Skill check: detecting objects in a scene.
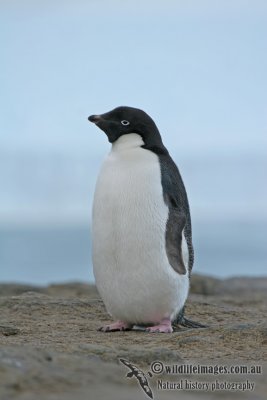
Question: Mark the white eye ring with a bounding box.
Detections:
[121,120,130,126]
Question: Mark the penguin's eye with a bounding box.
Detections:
[121,120,130,126]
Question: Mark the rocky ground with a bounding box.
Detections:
[0,274,266,400]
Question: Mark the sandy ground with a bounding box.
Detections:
[0,274,266,400]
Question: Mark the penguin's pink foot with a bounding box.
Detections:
[145,318,173,333]
[98,320,132,332]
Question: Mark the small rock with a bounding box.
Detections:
[0,325,20,336]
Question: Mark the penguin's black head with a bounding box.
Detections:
[88,106,164,148]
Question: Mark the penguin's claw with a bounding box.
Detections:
[98,321,132,332]
[145,326,173,333]
[145,318,173,333]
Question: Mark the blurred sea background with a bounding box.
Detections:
[1,1,266,284]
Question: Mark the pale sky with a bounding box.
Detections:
[1,0,266,157]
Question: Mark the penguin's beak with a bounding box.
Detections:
[88,114,102,124]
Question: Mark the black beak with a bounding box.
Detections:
[88,114,102,123]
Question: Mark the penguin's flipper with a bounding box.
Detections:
[157,151,194,273]
[163,193,187,275]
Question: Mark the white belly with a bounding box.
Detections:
[92,134,189,324]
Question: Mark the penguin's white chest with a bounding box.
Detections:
[92,134,188,324]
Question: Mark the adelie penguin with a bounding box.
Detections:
[88,106,204,333]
